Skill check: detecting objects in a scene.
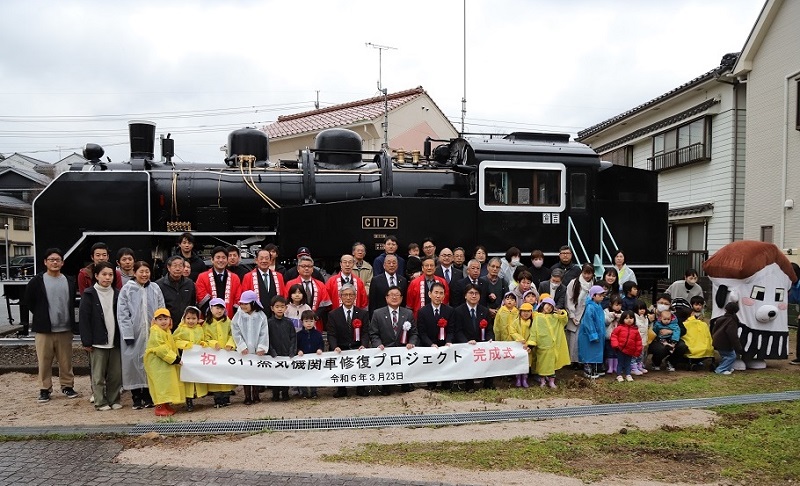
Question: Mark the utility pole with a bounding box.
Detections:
[315,90,320,110]
[461,0,467,135]
[366,42,397,149]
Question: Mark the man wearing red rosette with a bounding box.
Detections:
[284,255,332,331]
[239,249,285,318]
[369,286,418,395]
[326,283,369,398]
[453,283,494,392]
[416,281,455,391]
[195,246,242,318]
[406,257,449,319]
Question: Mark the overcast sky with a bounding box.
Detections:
[0,0,765,165]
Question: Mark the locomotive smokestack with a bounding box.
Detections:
[129,120,156,160]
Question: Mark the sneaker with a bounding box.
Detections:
[62,387,79,399]
[132,398,144,410]
[38,389,51,403]
[640,367,649,374]
[96,405,111,411]
[652,366,661,371]
[666,363,676,372]
[625,375,634,382]
[789,359,800,365]
[89,394,95,403]
[616,375,624,382]
[721,370,734,375]
[111,403,123,410]
[631,368,643,376]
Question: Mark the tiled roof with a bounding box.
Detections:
[0,195,32,211]
[265,87,426,138]
[669,202,714,218]
[0,167,52,186]
[577,55,739,141]
[0,153,50,167]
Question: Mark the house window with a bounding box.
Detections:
[13,245,31,257]
[761,225,774,243]
[603,146,633,167]
[649,117,711,171]
[671,223,705,251]
[570,173,587,210]
[12,217,29,231]
[0,216,7,227]
[479,161,566,213]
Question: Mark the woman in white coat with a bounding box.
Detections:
[117,261,165,409]
[565,264,596,368]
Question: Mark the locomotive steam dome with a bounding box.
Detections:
[314,128,363,169]
[227,127,269,163]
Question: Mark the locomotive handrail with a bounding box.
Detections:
[599,217,620,267]
[566,216,591,266]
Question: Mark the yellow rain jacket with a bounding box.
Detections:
[173,322,209,399]
[493,305,519,342]
[526,310,570,376]
[144,324,185,405]
[203,317,236,393]
[509,315,534,367]
[681,316,714,359]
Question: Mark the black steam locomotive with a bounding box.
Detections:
[33,121,668,284]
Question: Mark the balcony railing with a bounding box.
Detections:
[648,142,708,172]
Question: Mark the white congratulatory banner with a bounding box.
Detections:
[180,341,529,387]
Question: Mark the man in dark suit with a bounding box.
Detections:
[450,259,487,308]
[417,281,455,391]
[452,283,495,391]
[327,283,369,398]
[537,267,567,310]
[368,254,407,317]
[369,285,418,395]
[239,249,285,318]
[434,247,463,285]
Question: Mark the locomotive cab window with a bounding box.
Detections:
[478,161,566,213]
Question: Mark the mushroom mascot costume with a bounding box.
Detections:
[703,241,797,369]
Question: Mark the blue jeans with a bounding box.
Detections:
[715,349,737,373]
[618,354,632,375]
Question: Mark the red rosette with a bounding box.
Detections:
[352,318,362,342]
[437,318,448,328]
[479,318,488,329]
[352,318,362,329]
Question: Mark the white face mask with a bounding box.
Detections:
[511,257,520,264]
[532,259,544,268]
[656,304,670,312]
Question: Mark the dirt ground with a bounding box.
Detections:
[3,370,726,486]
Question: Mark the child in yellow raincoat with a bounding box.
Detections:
[527,297,570,389]
[493,292,519,341]
[509,302,534,388]
[144,308,185,416]
[172,306,208,412]
[203,298,236,408]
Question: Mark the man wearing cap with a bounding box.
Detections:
[538,268,567,310]
[240,248,285,319]
[368,254,408,318]
[195,246,241,318]
[406,256,449,319]
[283,247,328,283]
[326,254,368,310]
[452,283,494,391]
[284,255,332,331]
[327,283,369,398]
[156,255,196,329]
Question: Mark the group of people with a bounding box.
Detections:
[23,232,740,415]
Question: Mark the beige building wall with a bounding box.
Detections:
[739,0,800,250]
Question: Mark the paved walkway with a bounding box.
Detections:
[0,440,452,486]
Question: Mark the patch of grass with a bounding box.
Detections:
[323,401,800,484]
[444,369,800,404]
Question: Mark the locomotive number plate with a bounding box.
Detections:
[362,216,398,229]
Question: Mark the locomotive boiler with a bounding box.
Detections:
[32,120,668,285]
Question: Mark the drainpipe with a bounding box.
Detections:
[782,68,800,250]
[714,72,739,242]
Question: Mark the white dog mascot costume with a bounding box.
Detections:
[702,241,797,369]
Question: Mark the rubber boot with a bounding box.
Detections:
[186,398,194,412]
[521,375,529,388]
[515,375,522,387]
[547,376,557,389]
[538,377,546,388]
[243,385,253,405]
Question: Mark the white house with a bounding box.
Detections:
[265,87,458,163]
[576,55,746,267]
[731,0,800,254]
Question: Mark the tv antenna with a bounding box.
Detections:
[366,42,397,148]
